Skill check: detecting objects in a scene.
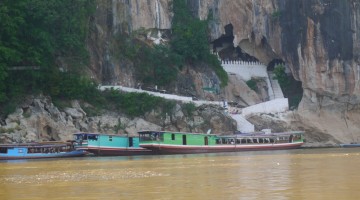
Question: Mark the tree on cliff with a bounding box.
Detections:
[170,0,228,86]
[0,0,96,115]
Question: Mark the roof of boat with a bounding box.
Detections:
[0,142,71,148]
[74,132,129,137]
[221,131,304,138]
[138,130,218,136]
[138,130,304,137]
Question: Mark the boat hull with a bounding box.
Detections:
[0,150,86,160]
[339,144,360,148]
[140,142,304,154]
[78,146,152,156]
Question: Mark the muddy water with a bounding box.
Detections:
[1,148,360,200]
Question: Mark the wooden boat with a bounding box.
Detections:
[73,133,152,156]
[138,130,304,154]
[0,142,86,160]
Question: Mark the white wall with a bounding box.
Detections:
[222,61,268,81]
[99,85,225,106]
[241,98,289,117]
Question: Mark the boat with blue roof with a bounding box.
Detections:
[73,133,152,156]
[0,142,86,160]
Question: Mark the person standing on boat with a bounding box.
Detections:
[289,135,294,143]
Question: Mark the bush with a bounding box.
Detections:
[170,0,228,87]
[103,89,176,118]
[273,64,303,109]
[246,79,259,92]
[182,102,196,117]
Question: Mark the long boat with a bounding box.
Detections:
[339,143,360,148]
[0,142,86,160]
[138,130,304,154]
[73,133,152,156]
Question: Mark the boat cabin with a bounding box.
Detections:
[218,131,304,145]
[0,142,78,159]
[138,131,219,146]
[74,133,140,148]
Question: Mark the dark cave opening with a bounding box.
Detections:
[211,24,258,62]
[267,59,285,71]
[268,58,303,109]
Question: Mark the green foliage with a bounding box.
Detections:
[182,102,196,116]
[0,64,7,103]
[103,89,176,118]
[273,64,303,109]
[246,78,259,92]
[0,0,95,67]
[272,10,281,19]
[52,99,72,111]
[114,33,182,87]
[112,0,228,88]
[207,54,228,87]
[0,0,96,116]
[170,0,228,87]
[273,64,290,90]
[136,45,182,86]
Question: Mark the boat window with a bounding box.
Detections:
[0,147,7,153]
[259,138,264,143]
[182,135,187,145]
[241,139,246,144]
[216,139,221,144]
[139,133,152,142]
[171,134,175,140]
[88,135,98,141]
[236,139,241,144]
[109,136,112,142]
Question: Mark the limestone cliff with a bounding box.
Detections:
[85,0,360,144]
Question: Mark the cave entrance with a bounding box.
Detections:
[212,24,234,57]
[211,24,259,62]
[267,59,285,71]
[267,59,303,109]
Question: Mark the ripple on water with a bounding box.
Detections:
[1,168,169,184]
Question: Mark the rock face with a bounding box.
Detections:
[87,0,360,144]
[0,96,236,143]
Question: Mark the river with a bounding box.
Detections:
[1,148,360,200]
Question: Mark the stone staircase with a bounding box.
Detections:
[268,72,284,99]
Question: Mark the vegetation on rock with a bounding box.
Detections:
[0,0,96,116]
[171,0,228,87]
[273,64,303,109]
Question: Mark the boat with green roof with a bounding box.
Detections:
[138,130,304,154]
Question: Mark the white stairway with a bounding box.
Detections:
[268,72,284,99]
[230,114,255,133]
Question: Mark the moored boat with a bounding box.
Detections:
[0,142,86,160]
[138,130,304,154]
[339,143,360,148]
[73,133,152,156]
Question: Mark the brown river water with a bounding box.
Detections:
[1,148,360,200]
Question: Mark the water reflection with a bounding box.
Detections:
[1,148,360,199]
